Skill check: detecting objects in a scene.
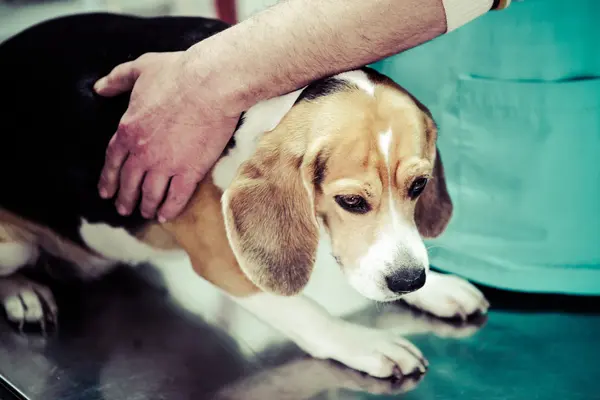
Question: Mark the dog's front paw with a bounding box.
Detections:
[0,275,57,334]
[308,322,428,379]
[401,272,489,320]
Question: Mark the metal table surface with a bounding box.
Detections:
[0,265,599,400]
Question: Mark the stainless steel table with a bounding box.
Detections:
[1,266,599,400]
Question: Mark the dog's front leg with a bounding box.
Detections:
[234,293,428,379]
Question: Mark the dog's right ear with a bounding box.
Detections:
[415,147,453,238]
[222,111,321,296]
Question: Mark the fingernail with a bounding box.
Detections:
[158,215,167,223]
[117,204,127,215]
[99,188,108,199]
[94,78,106,91]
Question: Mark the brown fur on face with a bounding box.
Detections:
[223,74,453,296]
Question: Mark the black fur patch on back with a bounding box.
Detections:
[0,13,231,248]
[295,77,352,104]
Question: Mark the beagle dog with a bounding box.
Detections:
[0,13,488,379]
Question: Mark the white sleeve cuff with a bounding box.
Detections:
[442,0,494,32]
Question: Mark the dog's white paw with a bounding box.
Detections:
[0,276,57,333]
[308,321,428,379]
[401,272,489,320]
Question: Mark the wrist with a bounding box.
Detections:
[180,37,259,118]
[179,5,334,116]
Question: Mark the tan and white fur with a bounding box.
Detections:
[0,68,488,378]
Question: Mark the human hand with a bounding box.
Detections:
[94,51,240,222]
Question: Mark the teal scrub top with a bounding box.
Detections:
[372,0,600,295]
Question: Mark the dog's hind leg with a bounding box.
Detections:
[0,226,57,333]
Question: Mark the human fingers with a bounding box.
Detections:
[115,156,146,216]
[157,174,199,222]
[98,134,129,199]
[94,60,142,97]
[140,171,170,219]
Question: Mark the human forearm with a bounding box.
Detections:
[92,0,510,221]
[183,0,507,114]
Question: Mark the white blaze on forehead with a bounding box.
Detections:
[355,128,429,275]
[378,128,392,164]
[378,128,400,229]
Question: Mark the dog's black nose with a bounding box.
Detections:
[385,269,426,294]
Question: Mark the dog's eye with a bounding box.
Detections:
[408,177,428,199]
[334,195,370,214]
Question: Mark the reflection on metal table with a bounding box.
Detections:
[0,265,599,400]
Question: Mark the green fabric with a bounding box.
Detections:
[372,0,600,294]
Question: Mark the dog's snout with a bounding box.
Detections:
[385,268,426,294]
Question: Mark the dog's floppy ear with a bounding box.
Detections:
[415,147,453,238]
[222,124,320,296]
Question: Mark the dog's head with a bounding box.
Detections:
[222,69,452,301]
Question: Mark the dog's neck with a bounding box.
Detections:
[148,88,311,294]
[149,88,306,246]
[210,87,306,191]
